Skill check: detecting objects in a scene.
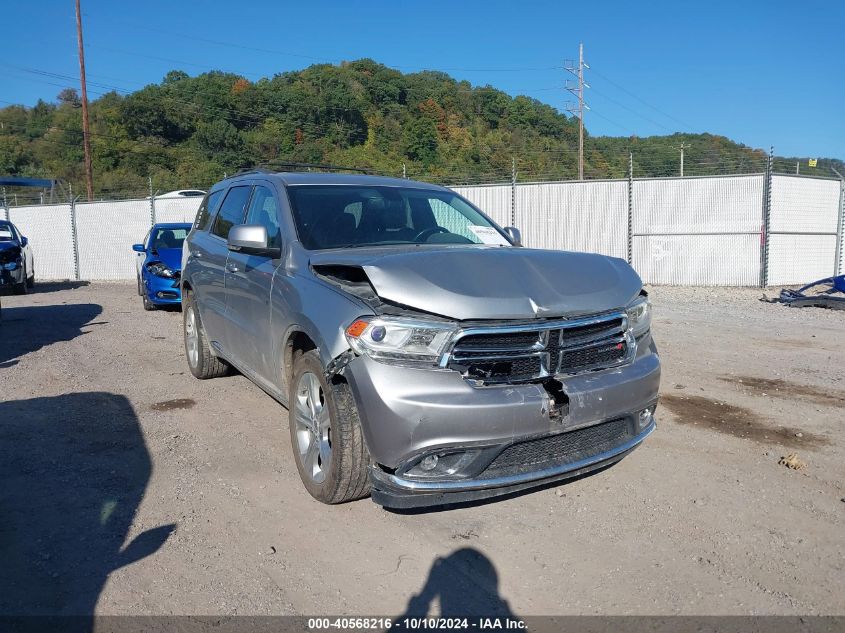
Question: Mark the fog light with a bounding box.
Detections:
[638,406,655,431]
[420,454,438,471]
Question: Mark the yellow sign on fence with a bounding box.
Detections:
[808,159,818,167]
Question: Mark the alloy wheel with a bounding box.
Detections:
[294,371,332,484]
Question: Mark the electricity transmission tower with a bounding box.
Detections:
[565,43,589,180]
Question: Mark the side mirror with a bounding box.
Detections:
[132,243,145,253]
[227,224,280,257]
[20,236,28,247]
[504,226,522,246]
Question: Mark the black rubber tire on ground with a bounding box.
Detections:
[136,274,143,296]
[26,268,34,289]
[142,288,156,311]
[12,264,27,295]
[183,290,229,379]
[289,349,371,504]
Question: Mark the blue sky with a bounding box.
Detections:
[2,0,842,158]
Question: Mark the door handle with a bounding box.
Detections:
[225,262,240,273]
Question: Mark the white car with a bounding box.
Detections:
[148,190,207,199]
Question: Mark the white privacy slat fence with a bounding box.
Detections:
[767,175,842,285]
[2,175,842,286]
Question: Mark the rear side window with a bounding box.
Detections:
[211,186,252,239]
[194,189,224,231]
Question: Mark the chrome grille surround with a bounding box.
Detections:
[439,311,635,385]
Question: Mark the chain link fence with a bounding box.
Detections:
[2,174,843,286]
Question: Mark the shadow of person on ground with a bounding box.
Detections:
[0,393,175,629]
[397,548,516,619]
[0,302,103,366]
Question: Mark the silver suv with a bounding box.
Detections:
[181,168,660,508]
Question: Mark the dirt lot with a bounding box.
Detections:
[0,282,843,617]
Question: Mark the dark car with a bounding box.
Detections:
[0,220,35,295]
[132,223,192,310]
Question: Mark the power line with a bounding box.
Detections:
[84,11,564,74]
[589,67,693,130]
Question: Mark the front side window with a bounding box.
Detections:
[211,186,251,239]
[244,185,282,249]
[287,185,510,250]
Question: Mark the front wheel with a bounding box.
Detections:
[12,264,27,295]
[142,288,156,311]
[183,291,229,379]
[289,350,371,504]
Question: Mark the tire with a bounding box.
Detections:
[142,288,156,311]
[136,274,143,296]
[26,268,34,289]
[289,349,371,504]
[183,290,229,379]
[12,264,27,295]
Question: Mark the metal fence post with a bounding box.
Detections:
[759,148,773,287]
[835,177,845,276]
[510,156,516,227]
[70,196,81,281]
[627,152,634,265]
[1,186,8,221]
[149,176,157,225]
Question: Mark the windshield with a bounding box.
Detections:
[0,224,14,242]
[287,185,511,250]
[150,227,188,250]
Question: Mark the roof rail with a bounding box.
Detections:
[233,161,376,176]
[230,167,274,178]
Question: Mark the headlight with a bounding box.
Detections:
[345,317,457,367]
[626,295,652,338]
[146,262,177,278]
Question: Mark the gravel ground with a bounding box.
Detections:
[0,282,843,617]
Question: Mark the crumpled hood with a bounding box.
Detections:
[310,246,642,320]
[149,248,183,272]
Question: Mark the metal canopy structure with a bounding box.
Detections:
[0,177,66,204]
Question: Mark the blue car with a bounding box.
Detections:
[132,223,191,310]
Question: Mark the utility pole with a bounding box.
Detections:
[511,156,517,227]
[75,0,94,201]
[565,43,589,180]
[680,142,685,178]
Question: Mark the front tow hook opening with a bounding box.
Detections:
[541,378,569,421]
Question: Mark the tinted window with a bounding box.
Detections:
[244,185,282,249]
[211,186,251,239]
[151,227,189,250]
[195,189,224,231]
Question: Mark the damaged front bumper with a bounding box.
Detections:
[144,274,182,305]
[342,338,660,508]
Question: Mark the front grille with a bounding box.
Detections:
[481,418,632,478]
[446,313,630,384]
